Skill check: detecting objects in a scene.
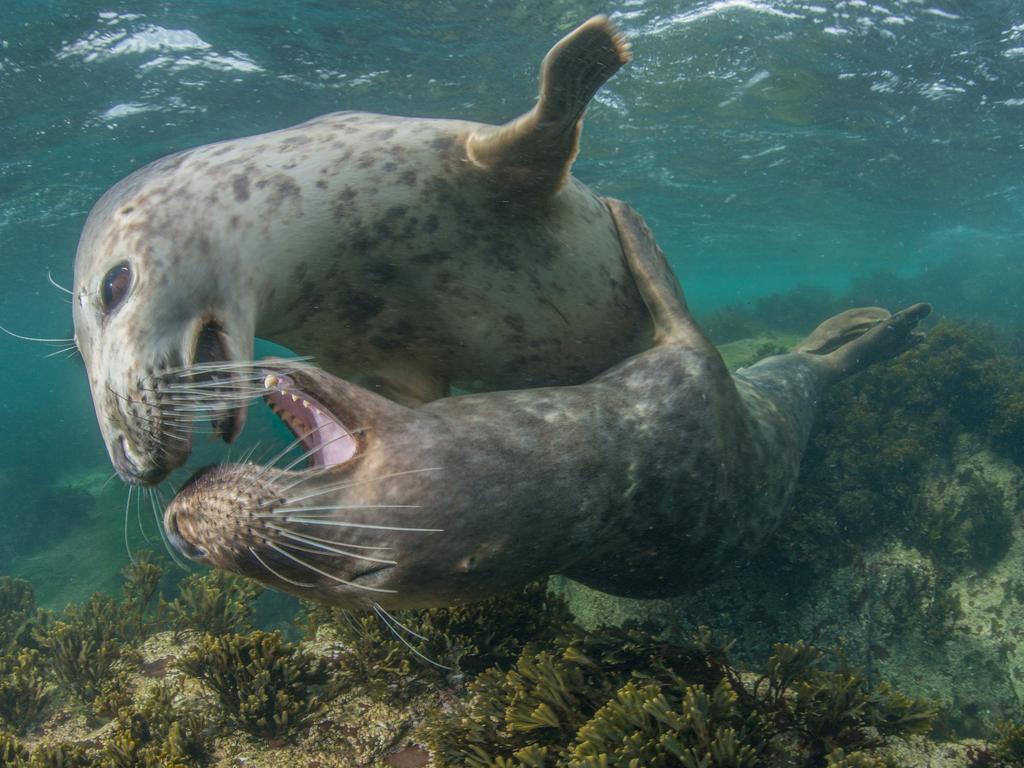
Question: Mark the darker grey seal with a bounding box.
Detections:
[163,201,931,607]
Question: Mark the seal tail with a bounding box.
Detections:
[465,16,630,197]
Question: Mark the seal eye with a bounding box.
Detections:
[100,263,132,314]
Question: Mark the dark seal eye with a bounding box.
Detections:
[100,263,132,314]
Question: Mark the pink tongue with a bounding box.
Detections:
[264,382,357,468]
[309,404,357,466]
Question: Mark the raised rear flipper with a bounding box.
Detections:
[466,16,631,197]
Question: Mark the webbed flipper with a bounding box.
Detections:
[466,16,630,197]
[794,307,891,354]
[808,303,932,381]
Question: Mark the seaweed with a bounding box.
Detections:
[102,682,210,768]
[0,732,29,767]
[22,743,94,768]
[423,626,936,767]
[569,679,760,768]
[119,551,164,628]
[178,630,332,739]
[163,569,262,637]
[303,581,573,698]
[40,594,137,710]
[37,556,164,719]
[0,578,49,655]
[0,651,49,735]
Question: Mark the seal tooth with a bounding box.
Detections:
[291,394,300,403]
[302,399,312,409]
[264,374,279,389]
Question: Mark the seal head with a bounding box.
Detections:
[73,177,254,483]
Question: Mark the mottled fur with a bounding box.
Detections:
[73,17,652,484]
[164,201,931,607]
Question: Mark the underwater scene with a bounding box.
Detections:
[1,0,1024,765]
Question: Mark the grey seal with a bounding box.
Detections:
[72,17,654,485]
[163,201,931,608]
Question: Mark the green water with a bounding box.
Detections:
[0,0,1021,625]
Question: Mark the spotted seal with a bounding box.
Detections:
[73,16,655,485]
[163,201,931,608]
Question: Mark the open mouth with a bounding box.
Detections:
[262,372,359,468]
[189,320,246,443]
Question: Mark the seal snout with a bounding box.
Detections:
[111,434,168,486]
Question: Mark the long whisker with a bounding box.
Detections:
[137,485,152,545]
[249,546,316,588]
[265,523,391,551]
[249,422,335,485]
[265,542,396,594]
[277,432,356,474]
[278,467,442,505]
[159,357,312,377]
[150,487,190,570]
[44,345,80,359]
[47,270,74,295]
[274,503,421,513]
[372,603,452,671]
[0,325,75,344]
[265,525,396,563]
[123,486,135,565]
[270,517,442,533]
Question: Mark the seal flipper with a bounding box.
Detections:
[605,199,723,361]
[466,16,631,197]
[794,307,891,354]
[803,303,932,383]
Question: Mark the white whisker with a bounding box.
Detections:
[44,345,80,359]
[373,603,452,671]
[266,525,396,564]
[278,432,354,474]
[123,486,135,564]
[249,546,316,588]
[274,517,442,533]
[47,270,74,295]
[137,486,152,545]
[160,356,312,376]
[278,467,442,505]
[0,325,74,344]
[265,542,396,594]
[151,487,190,570]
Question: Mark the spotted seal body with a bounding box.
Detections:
[72,17,654,485]
[163,201,931,608]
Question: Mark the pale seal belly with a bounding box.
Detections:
[72,17,654,485]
